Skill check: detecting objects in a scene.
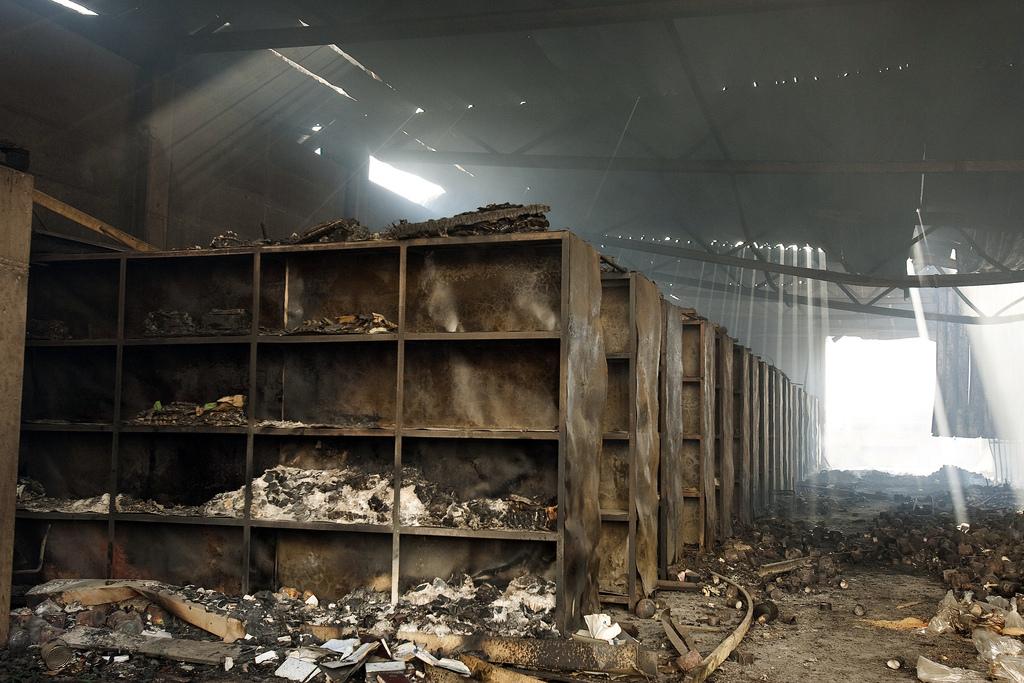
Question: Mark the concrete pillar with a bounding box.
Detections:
[0,166,32,645]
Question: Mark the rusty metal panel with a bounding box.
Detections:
[701,322,717,549]
[658,301,683,576]
[633,276,661,598]
[562,234,605,629]
[715,330,734,540]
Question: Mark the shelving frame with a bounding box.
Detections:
[714,327,734,539]
[16,231,606,632]
[597,271,660,608]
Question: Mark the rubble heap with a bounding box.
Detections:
[16,478,109,514]
[205,464,555,531]
[125,395,246,427]
[142,308,250,337]
[386,203,550,240]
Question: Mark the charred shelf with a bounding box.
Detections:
[255,427,395,437]
[600,509,628,522]
[113,513,244,527]
[400,428,558,440]
[249,519,392,534]
[404,331,560,341]
[124,336,252,346]
[606,353,631,360]
[25,339,117,347]
[399,526,557,542]
[119,425,248,435]
[602,431,629,440]
[21,422,113,432]
[15,510,108,521]
[257,334,398,344]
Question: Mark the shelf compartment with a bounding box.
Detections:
[116,433,247,518]
[602,360,629,433]
[121,345,250,426]
[256,343,397,429]
[598,441,630,512]
[599,280,630,356]
[251,434,394,525]
[125,253,253,339]
[401,438,557,533]
[260,249,400,334]
[404,340,559,431]
[14,518,108,581]
[406,242,562,333]
[399,535,556,591]
[23,346,116,424]
[17,432,110,514]
[250,528,392,601]
[27,259,119,341]
[112,522,243,594]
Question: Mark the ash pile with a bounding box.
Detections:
[114,493,240,519]
[125,394,246,427]
[16,478,109,514]
[6,574,557,681]
[142,308,251,336]
[207,464,555,531]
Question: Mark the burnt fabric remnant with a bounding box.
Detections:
[126,395,246,427]
[16,478,109,514]
[207,465,555,530]
[26,319,70,340]
[142,309,250,336]
[385,203,550,240]
[263,312,398,336]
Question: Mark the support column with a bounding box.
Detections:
[0,166,33,645]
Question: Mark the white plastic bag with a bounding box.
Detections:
[992,655,1024,682]
[916,656,987,682]
[928,591,962,635]
[973,628,1024,662]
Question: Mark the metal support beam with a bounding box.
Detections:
[180,0,889,52]
[608,237,1024,288]
[379,150,1024,174]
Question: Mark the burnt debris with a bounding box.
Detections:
[142,308,251,337]
[126,395,246,427]
[261,311,398,336]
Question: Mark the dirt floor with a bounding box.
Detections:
[607,483,995,682]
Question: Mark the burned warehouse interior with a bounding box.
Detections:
[3,1,1024,681]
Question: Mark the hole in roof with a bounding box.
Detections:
[368,155,445,208]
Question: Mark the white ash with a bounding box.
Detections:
[114,494,240,519]
[208,465,396,525]
[16,478,109,514]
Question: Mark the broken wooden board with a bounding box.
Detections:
[756,556,814,578]
[27,579,246,642]
[685,573,754,683]
[480,637,658,676]
[461,654,545,683]
[62,626,242,665]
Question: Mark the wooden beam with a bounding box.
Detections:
[32,189,156,252]
[610,238,1024,289]
[180,0,891,52]
[0,166,33,647]
[378,150,1024,175]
